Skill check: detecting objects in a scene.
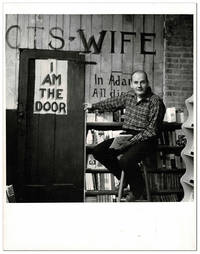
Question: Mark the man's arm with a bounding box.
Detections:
[84,93,127,111]
[129,98,166,145]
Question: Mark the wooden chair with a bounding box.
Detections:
[117,152,157,202]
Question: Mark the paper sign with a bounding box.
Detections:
[34,59,68,115]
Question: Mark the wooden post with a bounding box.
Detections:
[117,170,125,202]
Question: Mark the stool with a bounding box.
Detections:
[117,152,157,202]
[116,154,125,202]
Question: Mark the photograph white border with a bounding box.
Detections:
[1,0,198,251]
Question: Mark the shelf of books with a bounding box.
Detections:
[180,95,194,201]
[85,153,121,202]
[85,110,186,202]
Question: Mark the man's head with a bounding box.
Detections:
[130,70,149,98]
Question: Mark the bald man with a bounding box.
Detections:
[85,71,166,201]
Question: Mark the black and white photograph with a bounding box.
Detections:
[2,1,197,251]
[5,13,194,203]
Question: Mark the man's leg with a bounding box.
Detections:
[118,140,157,199]
[92,138,122,180]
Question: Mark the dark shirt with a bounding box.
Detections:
[92,87,166,145]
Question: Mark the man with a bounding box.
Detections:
[84,70,166,201]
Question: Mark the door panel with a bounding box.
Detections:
[17,50,85,202]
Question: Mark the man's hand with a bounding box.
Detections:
[83,102,92,111]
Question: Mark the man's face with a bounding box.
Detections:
[130,72,149,97]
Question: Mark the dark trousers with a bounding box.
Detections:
[92,137,157,198]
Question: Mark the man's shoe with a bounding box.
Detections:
[125,190,147,202]
[125,191,136,202]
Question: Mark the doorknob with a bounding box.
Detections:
[18,112,24,122]
[17,103,25,123]
[17,103,26,136]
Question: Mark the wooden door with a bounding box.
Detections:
[16,49,85,202]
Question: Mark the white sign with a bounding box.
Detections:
[34,59,68,115]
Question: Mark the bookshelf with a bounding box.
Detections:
[180,95,194,201]
[85,120,185,202]
[85,122,122,202]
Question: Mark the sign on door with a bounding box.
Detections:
[34,59,68,115]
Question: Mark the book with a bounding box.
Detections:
[104,112,114,122]
[175,155,182,169]
[163,131,169,145]
[96,111,113,122]
[104,173,112,190]
[86,113,96,122]
[170,154,176,169]
[87,154,97,169]
[175,129,186,146]
[86,130,94,144]
[104,130,113,140]
[85,173,95,190]
[168,131,173,146]
[157,151,163,169]
[109,134,133,149]
[161,153,166,168]
[96,160,106,169]
[165,154,172,169]
[93,130,105,144]
[165,107,176,123]
[172,131,176,146]
[85,196,97,202]
[112,130,123,138]
[176,110,184,123]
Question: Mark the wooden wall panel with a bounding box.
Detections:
[6,14,18,109]
[43,15,49,49]
[101,15,112,73]
[122,15,134,74]
[111,14,122,72]
[143,15,155,90]
[63,15,70,51]
[111,15,123,97]
[69,15,81,51]
[81,15,92,103]
[18,15,29,49]
[28,15,36,49]
[90,15,102,104]
[36,15,50,50]
[154,15,164,98]
[49,15,57,50]
[5,14,165,109]
[121,15,134,95]
[133,15,144,70]
[55,15,64,50]
[34,15,43,49]
[100,15,113,101]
